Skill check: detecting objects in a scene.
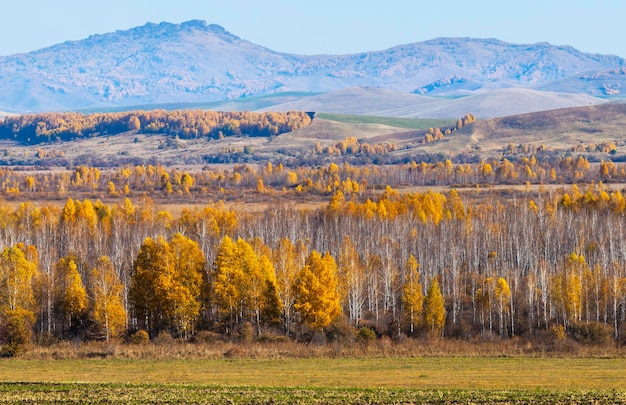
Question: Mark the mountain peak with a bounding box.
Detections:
[119,20,238,39]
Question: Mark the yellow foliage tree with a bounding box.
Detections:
[90,256,127,341]
[402,255,423,335]
[494,277,511,337]
[55,256,88,338]
[423,278,446,337]
[0,244,38,354]
[130,234,205,338]
[294,250,341,331]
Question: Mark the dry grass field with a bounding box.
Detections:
[3,102,626,167]
[1,356,625,389]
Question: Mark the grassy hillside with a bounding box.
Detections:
[2,103,626,167]
[465,101,626,154]
[316,113,454,130]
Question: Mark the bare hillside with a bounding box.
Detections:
[262,87,605,119]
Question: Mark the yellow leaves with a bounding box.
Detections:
[0,244,37,314]
[91,256,126,340]
[294,250,341,330]
[423,278,446,337]
[494,277,511,307]
[55,256,88,324]
[212,236,280,329]
[327,190,345,212]
[130,234,205,337]
[256,178,265,194]
[402,255,423,334]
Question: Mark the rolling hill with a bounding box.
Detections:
[256,87,605,119]
[1,103,625,167]
[0,20,625,114]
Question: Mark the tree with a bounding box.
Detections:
[402,255,423,335]
[272,238,305,335]
[130,234,205,338]
[423,278,445,337]
[90,256,126,341]
[294,250,341,331]
[0,244,37,355]
[212,236,244,331]
[494,277,511,337]
[339,237,365,326]
[54,256,88,338]
[212,236,281,335]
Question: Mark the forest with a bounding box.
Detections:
[0,110,313,144]
[0,155,626,355]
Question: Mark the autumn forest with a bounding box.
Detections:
[0,145,625,356]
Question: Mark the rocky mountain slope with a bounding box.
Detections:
[0,20,625,114]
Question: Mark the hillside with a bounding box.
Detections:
[465,101,626,152]
[0,20,625,113]
[258,87,605,119]
[1,103,625,167]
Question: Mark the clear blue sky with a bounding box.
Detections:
[1,0,624,57]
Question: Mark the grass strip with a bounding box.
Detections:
[316,113,455,130]
[1,357,625,390]
[1,383,625,405]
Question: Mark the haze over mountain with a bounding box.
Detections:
[0,20,624,115]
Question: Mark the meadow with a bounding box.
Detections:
[0,356,625,404]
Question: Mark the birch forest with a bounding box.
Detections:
[0,155,625,355]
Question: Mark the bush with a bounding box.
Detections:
[128,330,150,345]
[325,319,356,344]
[190,331,223,344]
[570,322,613,345]
[550,325,567,342]
[0,310,34,357]
[152,331,175,345]
[357,327,377,345]
[234,322,254,343]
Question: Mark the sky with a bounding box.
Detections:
[1,0,625,57]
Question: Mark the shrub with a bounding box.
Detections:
[152,331,175,345]
[234,322,254,343]
[357,327,377,346]
[190,331,223,344]
[128,330,150,345]
[0,309,34,357]
[550,325,567,342]
[570,322,613,345]
[325,319,356,343]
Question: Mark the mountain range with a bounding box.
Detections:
[1,20,625,116]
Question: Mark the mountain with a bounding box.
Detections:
[0,20,625,114]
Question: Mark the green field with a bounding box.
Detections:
[0,357,625,403]
[315,113,455,130]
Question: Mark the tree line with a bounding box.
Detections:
[0,154,625,202]
[2,181,626,353]
[0,110,313,144]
